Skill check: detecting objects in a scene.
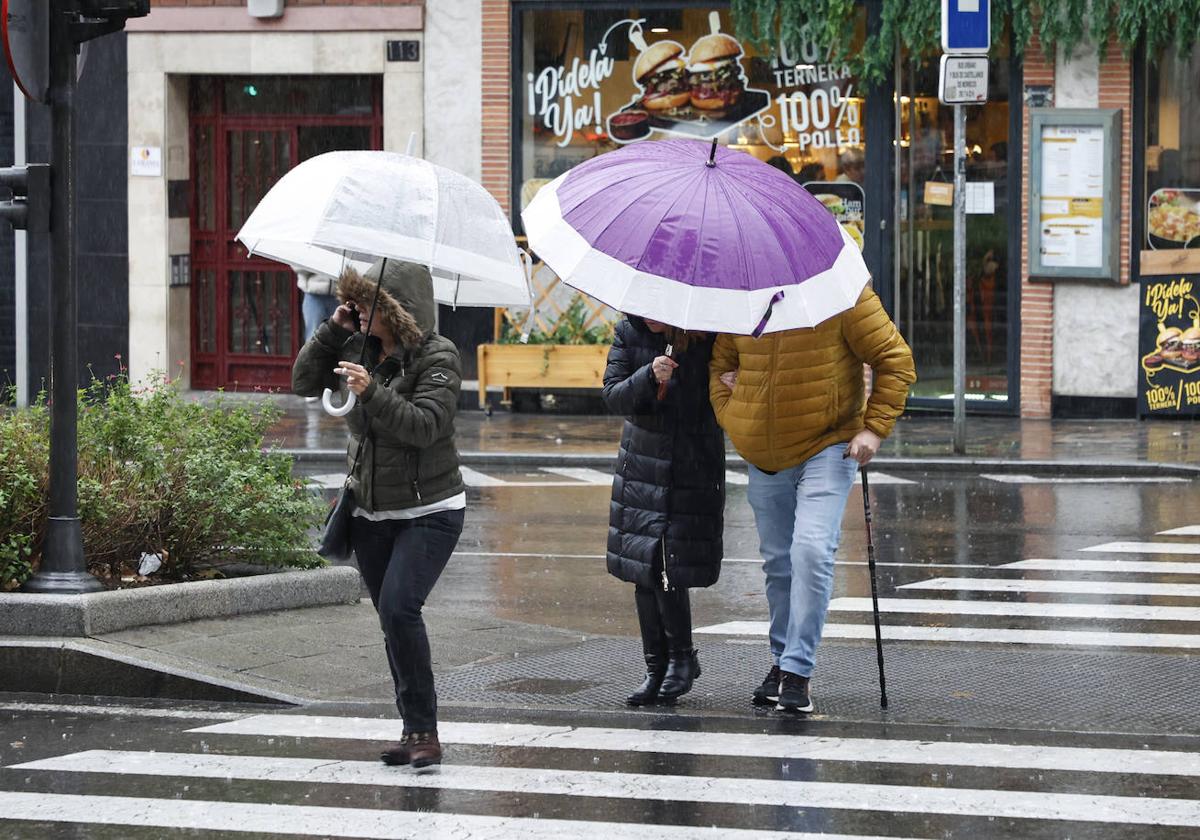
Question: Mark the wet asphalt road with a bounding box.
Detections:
[3,466,1200,838]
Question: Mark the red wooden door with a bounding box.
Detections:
[189,77,383,390]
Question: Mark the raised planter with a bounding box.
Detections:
[0,566,363,637]
[476,343,610,409]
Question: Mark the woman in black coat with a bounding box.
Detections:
[603,316,725,705]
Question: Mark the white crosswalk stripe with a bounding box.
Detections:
[826,596,1200,622]
[901,577,1200,597]
[1000,558,1200,574]
[694,620,1200,649]
[189,715,1200,776]
[13,749,1200,828]
[0,791,890,840]
[1082,541,1200,555]
[1160,525,1200,536]
[314,467,917,490]
[981,474,1190,484]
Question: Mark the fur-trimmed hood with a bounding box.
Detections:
[335,260,434,351]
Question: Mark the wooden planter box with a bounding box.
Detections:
[476,343,610,409]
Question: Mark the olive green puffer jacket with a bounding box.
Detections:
[292,260,465,512]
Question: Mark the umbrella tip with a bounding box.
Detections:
[706,139,718,168]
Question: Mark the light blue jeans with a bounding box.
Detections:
[302,292,339,342]
[746,443,858,678]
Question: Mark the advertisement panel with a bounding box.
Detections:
[1138,272,1200,416]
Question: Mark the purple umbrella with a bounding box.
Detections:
[522,139,870,335]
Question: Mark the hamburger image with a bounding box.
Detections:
[1182,326,1200,367]
[1159,325,1185,364]
[634,40,691,114]
[686,33,745,116]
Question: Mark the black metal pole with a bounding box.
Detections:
[23,1,102,594]
[860,467,888,709]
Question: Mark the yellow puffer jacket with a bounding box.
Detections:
[709,287,916,472]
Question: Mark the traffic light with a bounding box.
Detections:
[70,1,150,44]
[0,165,51,233]
[76,1,150,18]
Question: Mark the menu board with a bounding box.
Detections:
[1028,110,1121,281]
[1038,125,1105,268]
[1137,272,1200,416]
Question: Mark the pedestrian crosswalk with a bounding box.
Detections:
[4,710,1199,837]
[698,525,1200,653]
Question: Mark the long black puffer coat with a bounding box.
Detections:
[603,318,724,590]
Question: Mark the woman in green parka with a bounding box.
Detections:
[293,259,464,771]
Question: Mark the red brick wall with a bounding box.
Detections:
[1019,32,1055,418]
[481,0,511,215]
[1099,49,1133,287]
[1019,37,1134,417]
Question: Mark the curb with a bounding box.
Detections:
[0,567,362,637]
[281,447,1200,479]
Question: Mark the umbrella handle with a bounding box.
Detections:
[322,388,356,417]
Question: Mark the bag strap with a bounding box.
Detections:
[346,416,370,489]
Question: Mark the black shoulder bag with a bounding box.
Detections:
[318,422,368,563]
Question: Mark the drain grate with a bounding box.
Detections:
[486,677,601,696]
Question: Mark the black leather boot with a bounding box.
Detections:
[626,652,668,706]
[629,586,669,706]
[658,649,701,701]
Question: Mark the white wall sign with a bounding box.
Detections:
[938,54,988,104]
[130,146,162,177]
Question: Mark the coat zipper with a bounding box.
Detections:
[660,536,670,591]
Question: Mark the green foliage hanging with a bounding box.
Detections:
[733,0,1200,88]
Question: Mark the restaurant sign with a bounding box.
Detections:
[1138,273,1200,416]
[526,13,862,155]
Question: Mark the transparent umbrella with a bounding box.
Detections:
[236,150,531,414]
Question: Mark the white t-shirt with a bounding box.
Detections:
[352,492,466,521]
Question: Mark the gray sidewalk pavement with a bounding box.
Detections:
[242,392,1200,472]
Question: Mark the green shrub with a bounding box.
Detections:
[1,372,323,591]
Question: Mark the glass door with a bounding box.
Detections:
[894,44,1015,407]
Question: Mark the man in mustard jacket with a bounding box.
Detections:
[710,285,915,713]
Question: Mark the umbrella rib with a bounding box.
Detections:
[709,174,761,293]
[713,172,805,289]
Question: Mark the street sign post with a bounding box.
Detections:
[941,0,990,53]
[941,0,989,455]
[2,0,50,103]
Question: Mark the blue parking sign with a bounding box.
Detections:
[941,0,990,53]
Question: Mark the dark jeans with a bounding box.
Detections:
[633,584,693,657]
[350,509,464,733]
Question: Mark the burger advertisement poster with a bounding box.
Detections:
[1139,273,1200,415]
[521,10,865,169]
[606,13,771,144]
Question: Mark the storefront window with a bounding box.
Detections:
[1145,47,1200,250]
[895,43,1012,403]
[516,5,867,247]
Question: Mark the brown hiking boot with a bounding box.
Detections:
[407,731,442,771]
[380,732,414,766]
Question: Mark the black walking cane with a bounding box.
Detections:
[860,466,889,709]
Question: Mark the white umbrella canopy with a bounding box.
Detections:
[236,151,531,308]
